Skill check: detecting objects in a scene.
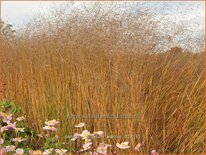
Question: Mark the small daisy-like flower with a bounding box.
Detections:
[0,148,7,154]
[0,112,12,123]
[82,142,92,151]
[16,116,26,122]
[116,141,130,149]
[16,148,24,154]
[15,127,24,132]
[0,138,4,144]
[80,130,92,139]
[29,150,34,154]
[134,143,142,151]
[12,137,26,143]
[94,131,104,136]
[43,148,54,154]
[31,150,42,154]
[55,149,67,154]
[1,122,16,132]
[45,119,59,126]
[151,150,158,155]
[74,122,85,128]
[96,143,110,154]
[71,133,81,141]
[5,145,16,152]
[43,126,57,131]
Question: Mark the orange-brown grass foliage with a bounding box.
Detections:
[1,2,205,154]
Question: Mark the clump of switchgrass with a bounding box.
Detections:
[2,2,205,154]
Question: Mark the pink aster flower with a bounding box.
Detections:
[71,133,81,141]
[151,150,158,155]
[5,145,16,152]
[0,112,13,123]
[93,131,104,136]
[134,143,142,151]
[43,148,54,154]
[16,148,24,154]
[80,130,93,139]
[16,116,26,122]
[12,137,26,143]
[29,150,34,154]
[55,149,67,154]
[82,142,92,151]
[30,150,42,154]
[45,119,59,126]
[43,125,57,131]
[0,138,4,144]
[0,148,7,154]
[15,127,24,132]
[1,122,16,132]
[116,141,130,149]
[96,143,111,154]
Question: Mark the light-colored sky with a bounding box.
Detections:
[1,1,205,51]
[1,1,205,27]
[2,1,55,27]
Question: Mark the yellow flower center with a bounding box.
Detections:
[83,133,89,138]
[121,143,126,147]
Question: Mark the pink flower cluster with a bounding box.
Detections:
[0,109,159,154]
